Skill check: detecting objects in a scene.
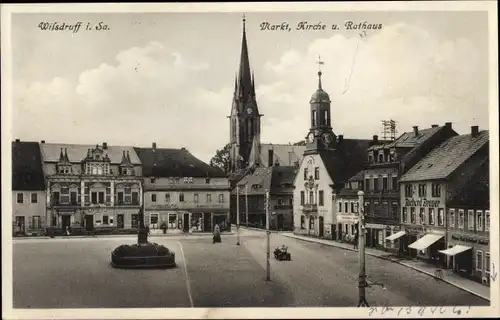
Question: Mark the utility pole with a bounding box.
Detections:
[245,184,249,228]
[357,191,369,307]
[236,185,240,246]
[265,189,271,281]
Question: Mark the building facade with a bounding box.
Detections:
[41,142,143,231]
[12,140,47,236]
[399,127,489,268]
[135,145,230,233]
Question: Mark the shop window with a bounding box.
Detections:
[169,214,177,229]
[485,253,490,273]
[476,210,483,231]
[429,208,435,225]
[410,207,416,224]
[314,167,320,180]
[103,215,109,225]
[449,209,455,227]
[318,191,324,206]
[151,194,157,202]
[438,208,444,226]
[468,210,474,230]
[419,208,426,224]
[309,217,314,230]
[300,215,305,229]
[131,214,139,228]
[402,207,407,223]
[31,216,41,229]
[476,250,483,271]
[485,210,490,231]
[338,201,342,213]
[17,193,24,203]
[300,191,305,205]
[458,209,464,229]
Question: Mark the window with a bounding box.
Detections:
[180,193,185,202]
[218,194,224,203]
[404,184,412,197]
[131,192,139,204]
[365,178,370,191]
[458,209,465,229]
[131,214,139,228]
[70,191,78,204]
[468,210,474,230]
[194,193,199,203]
[382,177,388,190]
[438,208,444,226]
[31,216,41,229]
[429,208,435,225]
[206,193,211,203]
[304,168,308,180]
[98,192,105,204]
[300,215,305,229]
[314,167,320,180]
[368,152,374,163]
[476,210,483,231]
[205,177,210,184]
[165,193,171,203]
[373,177,379,191]
[485,210,490,231]
[117,192,124,203]
[410,207,416,224]
[31,193,38,203]
[318,190,324,206]
[476,250,483,271]
[402,207,407,223]
[432,183,441,197]
[378,153,384,163]
[351,202,355,213]
[309,217,314,229]
[418,184,427,197]
[103,215,109,225]
[91,192,97,204]
[449,209,455,227]
[53,191,60,205]
[300,191,305,205]
[485,253,490,273]
[392,176,398,190]
[151,194,157,202]
[344,202,348,213]
[419,208,426,224]
[309,191,314,204]
[312,110,317,127]
[324,110,328,125]
[338,201,342,213]
[16,193,24,204]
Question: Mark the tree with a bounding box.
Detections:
[210,143,231,174]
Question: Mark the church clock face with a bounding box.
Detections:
[307,132,315,143]
[323,133,333,144]
[247,107,253,115]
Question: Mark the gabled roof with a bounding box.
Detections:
[447,158,489,207]
[40,143,141,164]
[134,147,226,178]
[231,167,273,195]
[270,166,297,194]
[12,141,46,191]
[382,126,442,149]
[400,131,489,182]
[258,143,306,167]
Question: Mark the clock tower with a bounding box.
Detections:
[304,59,337,155]
[229,15,261,172]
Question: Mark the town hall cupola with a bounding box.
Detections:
[229,14,262,172]
[305,59,337,154]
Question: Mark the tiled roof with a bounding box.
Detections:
[400,131,489,182]
[348,170,365,182]
[448,158,489,207]
[258,143,306,167]
[12,141,46,191]
[40,143,141,164]
[270,166,297,194]
[383,127,442,149]
[320,139,373,191]
[231,167,273,195]
[134,147,226,178]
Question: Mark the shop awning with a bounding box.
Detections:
[438,245,472,256]
[385,231,406,241]
[408,234,444,250]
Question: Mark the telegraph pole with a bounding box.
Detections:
[357,191,369,307]
[245,184,249,228]
[236,185,240,246]
[265,189,271,281]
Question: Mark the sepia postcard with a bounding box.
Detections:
[1,2,498,319]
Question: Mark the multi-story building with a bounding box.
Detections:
[135,144,230,233]
[443,158,490,285]
[335,172,364,242]
[399,126,489,267]
[12,140,47,236]
[339,124,458,249]
[230,164,297,230]
[41,142,143,231]
[293,68,373,240]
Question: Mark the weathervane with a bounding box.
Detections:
[316,55,324,72]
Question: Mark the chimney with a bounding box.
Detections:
[338,135,344,144]
[431,124,438,128]
[152,142,157,149]
[274,159,280,167]
[15,139,20,143]
[471,125,479,137]
[41,140,45,143]
[372,135,378,144]
[181,147,186,151]
[268,149,274,167]
[103,142,108,149]
[445,122,452,129]
[413,126,419,136]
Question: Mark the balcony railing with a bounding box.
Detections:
[302,204,318,214]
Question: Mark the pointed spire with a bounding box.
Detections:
[237,13,252,103]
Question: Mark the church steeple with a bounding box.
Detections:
[235,14,253,104]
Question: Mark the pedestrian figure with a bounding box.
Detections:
[65,226,71,236]
[213,223,221,243]
[353,232,359,249]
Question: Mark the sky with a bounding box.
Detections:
[10,10,490,163]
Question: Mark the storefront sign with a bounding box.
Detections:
[451,234,489,245]
[405,198,440,208]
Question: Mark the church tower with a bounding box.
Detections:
[304,59,337,155]
[229,16,261,172]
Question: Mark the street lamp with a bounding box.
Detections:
[265,188,271,281]
[236,184,241,246]
[357,190,369,307]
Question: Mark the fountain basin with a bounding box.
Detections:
[110,242,176,269]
